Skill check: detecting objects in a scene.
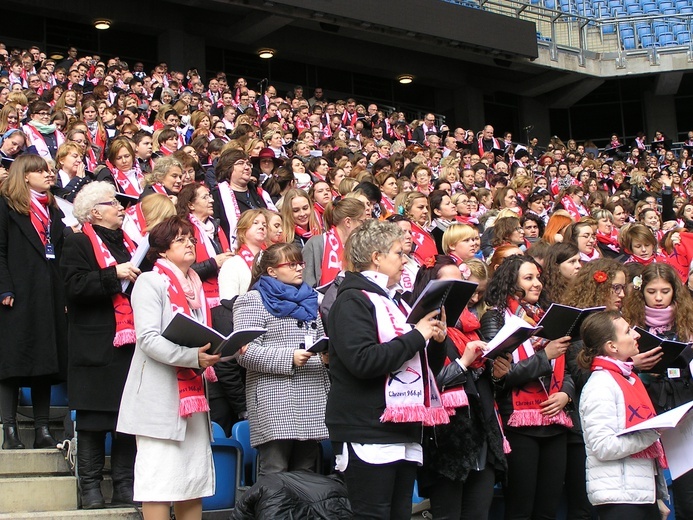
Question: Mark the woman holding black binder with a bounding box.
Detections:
[413,256,509,520]
[622,262,693,518]
[117,216,220,520]
[479,254,575,520]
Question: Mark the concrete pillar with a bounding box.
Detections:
[520,96,551,145]
[158,30,206,73]
[642,91,677,140]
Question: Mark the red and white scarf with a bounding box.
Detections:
[151,183,168,195]
[216,181,242,249]
[319,227,343,286]
[153,259,217,417]
[591,356,667,467]
[363,286,449,426]
[236,244,257,270]
[596,228,620,254]
[189,214,230,308]
[560,195,586,221]
[381,195,395,216]
[106,160,143,197]
[410,222,438,265]
[23,124,65,159]
[579,247,601,263]
[82,223,136,346]
[29,191,50,246]
[506,299,573,428]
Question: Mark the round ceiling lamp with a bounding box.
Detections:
[94,20,112,30]
[258,49,275,59]
[397,74,414,84]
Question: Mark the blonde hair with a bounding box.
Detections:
[442,223,478,254]
[141,194,176,232]
[236,209,266,248]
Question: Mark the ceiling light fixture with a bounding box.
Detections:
[94,19,111,30]
[397,74,414,84]
[258,49,275,59]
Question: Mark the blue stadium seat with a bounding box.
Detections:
[318,439,335,475]
[677,31,691,44]
[662,7,678,14]
[641,34,656,46]
[658,0,674,9]
[623,36,637,49]
[545,0,556,9]
[19,383,69,407]
[679,6,693,13]
[643,2,660,12]
[627,4,644,12]
[413,480,426,504]
[608,0,623,7]
[612,6,627,14]
[672,23,688,35]
[637,25,653,39]
[202,422,243,511]
[658,32,676,45]
[603,23,616,34]
[620,27,635,38]
[654,22,670,38]
[231,420,257,487]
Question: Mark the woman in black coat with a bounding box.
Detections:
[61,181,140,509]
[0,154,68,450]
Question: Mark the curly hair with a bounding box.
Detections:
[541,242,579,303]
[622,263,693,341]
[561,258,626,309]
[484,254,549,313]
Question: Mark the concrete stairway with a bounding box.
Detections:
[0,406,140,520]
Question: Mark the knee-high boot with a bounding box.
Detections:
[110,432,137,506]
[77,430,106,509]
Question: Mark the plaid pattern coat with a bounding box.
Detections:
[234,290,329,447]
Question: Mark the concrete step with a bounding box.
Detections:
[0,448,70,476]
[0,475,78,512]
[0,509,140,520]
[0,427,68,449]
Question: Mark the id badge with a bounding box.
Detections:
[45,243,56,259]
[667,368,681,379]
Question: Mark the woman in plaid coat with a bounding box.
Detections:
[233,242,329,476]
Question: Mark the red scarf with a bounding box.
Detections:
[313,203,326,230]
[82,223,136,346]
[153,260,216,417]
[505,298,573,428]
[294,225,313,241]
[237,244,257,269]
[106,160,143,197]
[560,195,585,221]
[381,195,395,216]
[625,252,667,266]
[29,192,50,246]
[410,222,438,264]
[189,214,230,308]
[151,183,168,195]
[596,228,620,253]
[320,227,343,286]
[591,357,667,467]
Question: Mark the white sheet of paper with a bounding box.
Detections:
[56,197,78,228]
[619,401,693,435]
[121,234,150,292]
[661,412,693,479]
[483,313,536,352]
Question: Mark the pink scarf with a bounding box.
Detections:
[644,305,675,336]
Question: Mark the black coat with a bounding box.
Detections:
[61,228,135,412]
[0,197,68,381]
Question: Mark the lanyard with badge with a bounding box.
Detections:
[31,207,55,259]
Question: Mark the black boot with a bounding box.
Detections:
[33,425,58,449]
[2,424,25,449]
[110,433,138,506]
[77,431,105,510]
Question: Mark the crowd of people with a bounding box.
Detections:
[1,41,693,520]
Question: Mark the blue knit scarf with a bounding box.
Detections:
[254,275,318,321]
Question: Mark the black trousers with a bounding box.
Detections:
[256,439,319,476]
[671,468,693,520]
[340,443,417,520]
[565,441,594,520]
[0,378,51,427]
[426,463,496,520]
[595,502,659,520]
[503,430,567,520]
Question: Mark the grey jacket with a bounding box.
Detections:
[117,271,205,441]
[302,234,325,288]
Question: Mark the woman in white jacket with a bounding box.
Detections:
[578,310,669,520]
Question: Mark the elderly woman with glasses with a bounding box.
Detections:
[62,181,142,508]
[117,216,221,520]
[233,242,330,476]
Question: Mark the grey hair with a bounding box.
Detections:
[72,181,116,224]
[146,155,182,186]
[345,219,404,272]
[592,208,614,223]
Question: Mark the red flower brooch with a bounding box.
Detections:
[593,271,608,283]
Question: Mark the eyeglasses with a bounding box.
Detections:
[234,160,252,168]
[71,138,87,145]
[275,261,305,270]
[36,111,50,117]
[578,234,596,241]
[96,200,122,207]
[173,236,198,245]
[611,284,626,295]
